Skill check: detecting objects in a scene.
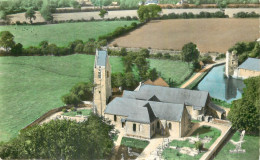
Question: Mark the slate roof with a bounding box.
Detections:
[238,58,260,71]
[96,50,107,66]
[123,84,209,110]
[105,97,185,123]
[208,102,225,114]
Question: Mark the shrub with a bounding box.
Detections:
[113,43,118,47]
[71,107,76,111]
[77,111,82,115]
[170,55,181,61]
[195,141,203,152]
[62,108,67,113]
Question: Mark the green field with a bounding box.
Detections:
[0,55,193,142]
[149,59,193,87]
[0,21,137,48]
[215,132,259,160]
[0,54,124,142]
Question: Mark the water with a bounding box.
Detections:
[196,65,245,103]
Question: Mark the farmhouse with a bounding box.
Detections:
[226,52,260,79]
[237,58,260,79]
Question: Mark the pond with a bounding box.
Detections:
[196,65,245,103]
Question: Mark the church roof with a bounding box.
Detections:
[123,84,208,110]
[238,58,260,71]
[105,97,185,123]
[96,50,107,66]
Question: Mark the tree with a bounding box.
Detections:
[120,47,127,56]
[111,73,124,88]
[228,76,260,134]
[0,31,15,52]
[147,68,159,81]
[124,72,138,90]
[40,5,53,22]
[181,42,199,65]
[25,8,36,24]
[71,1,81,9]
[11,43,23,56]
[70,82,93,101]
[0,10,7,20]
[61,93,81,106]
[135,55,150,80]
[39,40,49,48]
[0,115,114,159]
[137,4,162,22]
[122,54,134,72]
[99,9,108,19]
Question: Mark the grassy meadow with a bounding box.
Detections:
[149,59,194,87]
[0,21,137,48]
[0,54,124,142]
[0,55,193,142]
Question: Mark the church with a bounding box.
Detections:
[93,50,225,139]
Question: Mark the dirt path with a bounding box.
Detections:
[180,59,226,88]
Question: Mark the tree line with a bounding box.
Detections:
[0,0,81,21]
[0,22,140,56]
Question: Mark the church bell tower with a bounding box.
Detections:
[93,49,112,116]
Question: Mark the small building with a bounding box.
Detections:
[145,0,159,5]
[237,58,260,79]
[143,77,169,87]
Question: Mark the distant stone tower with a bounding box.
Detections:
[225,51,238,77]
[93,49,112,116]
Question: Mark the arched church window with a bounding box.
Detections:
[169,123,172,130]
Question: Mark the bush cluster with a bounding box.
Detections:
[98,22,141,41]
[233,11,260,18]
[215,53,226,60]
[160,11,228,20]
[150,53,182,61]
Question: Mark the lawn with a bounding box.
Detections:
[121,137,149,149]
[0,21,137,48]
[0,54,124,142]
[62,109,92,117]
[191,125,221,149]
[149,59,194,87]
[162,126,221,160]
[215,132,259,160]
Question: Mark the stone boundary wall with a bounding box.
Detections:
[203,125,233,160]
[22,104,91,131]
[107,47,182,55]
